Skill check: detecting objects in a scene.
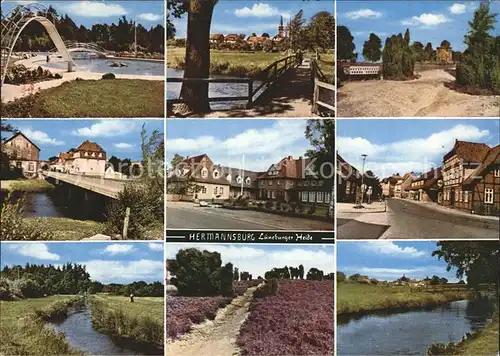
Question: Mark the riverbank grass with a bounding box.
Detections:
[168,47,285,78]
[456,313,499,355]
[27,217,106,240]
[89,295,164,347]
[1,179,54,192]
[0,295,82,356]
[337,283,471,315]
[1,79,164,118]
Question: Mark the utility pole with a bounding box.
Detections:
[134,21,137,57]
[356,154,367,208]
[240,154,245,196]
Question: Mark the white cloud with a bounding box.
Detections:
[8,243,60,261]
[345,9,383,20]
[61,1,127,17]
[72,120,136,137]
[138,13,162,21]
[20,128,64,146]
[449,3,475,14]
[401,13,450,27]
[103,244,135,256]
[234,3,290,18]
[81,259,164,283]
[148,243,164,251]
[114,143,134,149]
[359,241,426,258]
[337,124,489,177]
[166,244,334,279]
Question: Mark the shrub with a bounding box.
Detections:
[491,63,500,94]
[0,194,54,240]
[254,278,279,298]
[0,278,12,300]
[10,278,44,298]
[264,201,274,209]
[219,263,234,297]
[337,272,346,283]
[105,183,162,239]
[101,72,116,80]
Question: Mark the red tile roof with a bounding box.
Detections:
[76,140,105,153]
[443,140,491,163]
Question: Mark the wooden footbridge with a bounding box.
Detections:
[167,54,335,117]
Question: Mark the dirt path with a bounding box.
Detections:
[338,69,499,117]
[166,286,259,356]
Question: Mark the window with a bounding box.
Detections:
[484,188,494,204]
[272,190,276,199]
[245,177,251,185]
[226,174,232,182]
[99,153,103,158]
[317,192,324,203]
[318,180,324,186]
[214,187,218,195]
[16,162,22,169]
[28,163,34,171]
[458,190,462,202]
[202,186,207,194]
[201,168,208,178]
[267,190,271,199]
[268,180,273,186]
[259,180,264,186]
[301,191,308,202]
[464,191,469,203]
[298,181,303,186]
[311,180,317,186]
[495,169,500,177]
[309,192,315,202]
[219,187,224,195]
[325,192,331,203]
[277,180,281,186]
[304,181,310,186]
[213,169,219,179]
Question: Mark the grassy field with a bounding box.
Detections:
[0,295,82,356]
[1,179,54,192]
[456,314,499,355]
[89,294,164,347]
[26,217,106,240]
[1,79,164,118]
[167,47,289,78]
[337,283,471,315]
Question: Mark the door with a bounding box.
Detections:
[450,188,455,205]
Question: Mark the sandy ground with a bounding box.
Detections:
[338,69,499,117]
[1,55,164,103]
[166,286,259,356]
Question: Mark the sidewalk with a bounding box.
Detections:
[392,197,499,222]
[337,201,387,214]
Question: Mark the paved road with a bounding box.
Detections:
[167,204,333,231]
[337,199,499,239]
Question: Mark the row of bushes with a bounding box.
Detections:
[173,57,266,78]
[5,65,62,85]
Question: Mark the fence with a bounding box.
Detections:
[167,54,299,109]
[311,59,335,115]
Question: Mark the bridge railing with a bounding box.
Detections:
[167,54,299,110]
[311,59,335,116]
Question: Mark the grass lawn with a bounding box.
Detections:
[0,295,81,356]
[317,54,334,84]
[25,217,106,240]
[92,294,164,324]
[168,47,289,78]
[1,179,54,192]
[1,79,164,118]
[337,283,471,315]
[457,314,499,355]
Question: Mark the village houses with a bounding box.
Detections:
[51,140,107,176]
[336,153,361,203]
[167,153,332,207]
[1,132,40,177]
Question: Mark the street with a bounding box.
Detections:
[166,203,334,231]
[337,198,499,239]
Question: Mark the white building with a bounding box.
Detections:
[66,140,106,176]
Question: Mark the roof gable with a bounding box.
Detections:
[3,132,41,151]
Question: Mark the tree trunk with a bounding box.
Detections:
[180,0,216,113]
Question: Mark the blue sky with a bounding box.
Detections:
[337,1,500,60]
[2,1,164,27]
[2,119,164,161]
[337,119,499,178]
[166,243,335,279]
[170,0,333,38]
[0,242,164,284]
[167,119,313,171]
[337,241,461,282]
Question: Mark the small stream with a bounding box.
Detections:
[47,303,160,355]
[167,68,263,110]
[337,297,495,355]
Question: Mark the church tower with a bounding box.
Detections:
[278,15,285,38]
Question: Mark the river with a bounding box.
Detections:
[167,68,263,110]
[47,303,161,355]
[337,298,495,355]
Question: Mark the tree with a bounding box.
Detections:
[48,156,58,162]
[286,10,306,52]
[382,33,415,79]
[432,241,499,299]
[263,39,273,52]
[337,271,346,282]
[308,11,335,53]
[362,33,382,62]
[262,32,270,38]
[337,25,356,60]
[233,267,239,281]
[167,1,187,40]
[306,268,324,281]
[404,28,410,44]
[410,41,425,62]
[108,156,121,172]
[298,264,304,279]
[250,33,257,37]
[170,153,185,169]
[305,120,334,218]
[178,0,219,114]
[424,42,433,61]
[440,40,451,49]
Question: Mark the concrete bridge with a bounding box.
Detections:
[44,171,127,199]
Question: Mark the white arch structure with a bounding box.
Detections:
[1,3,76,85]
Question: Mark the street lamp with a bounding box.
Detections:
[357,154,367,208]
